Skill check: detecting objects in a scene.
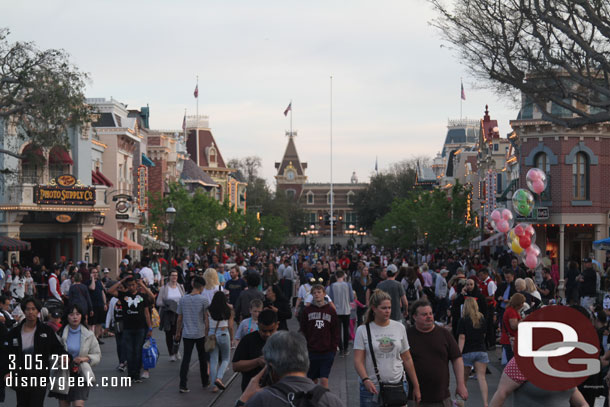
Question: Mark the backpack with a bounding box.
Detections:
[271,381,329,407]
[405,281,419,302]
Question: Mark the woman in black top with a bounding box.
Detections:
[458,297,489,407]
[352,266,371,326]
[264,285,291,330]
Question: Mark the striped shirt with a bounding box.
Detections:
[177,293,210,339]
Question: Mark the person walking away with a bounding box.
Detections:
[299,284,339,389]
[206,290,234,392]
[353,267,372,326]
[407,299,468,406]
[68,273,93,324]
[157,269,184,361]
[174,276,210,393]
[202,268,222,305]
[329,270,353,355]
[458,297,489,407]
[49,304,101,407]
[353,289,421,407]
[579,258,597,309]
[435,268,450,323]
[232,309,279,391]
[376,265,409,321]
[235,273,265,323]
[279,258,295,303]
[107,276,153,383]
[234,299,263,347]
[87,268,107,343]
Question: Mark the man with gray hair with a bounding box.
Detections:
[235,331,344,407]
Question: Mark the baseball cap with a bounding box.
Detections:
[305,273,314,279]
[102,268,109,274]
[583,257,592,263]
[387,264,398,275]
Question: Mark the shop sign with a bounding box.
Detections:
[516,207,549,221]
[137,165,148,211]
[116,214,129,220]
[55,214,72,223]
[35,176,95,206]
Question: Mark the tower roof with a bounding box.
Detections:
[275,135,307,175]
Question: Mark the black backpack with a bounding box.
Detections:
[271,381,329,407]
[405,281,419,302]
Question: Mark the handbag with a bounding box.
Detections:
[366,323,408,407]
[142,337,159,369]
[204,319,220,352]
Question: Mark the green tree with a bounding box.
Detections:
[0,28,91,159]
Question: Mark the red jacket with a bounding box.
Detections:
[299,302,339,354]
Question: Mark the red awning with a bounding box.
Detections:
[95,169,113,187]
[22,144,45,165]
[49,146,73,165]
[93,230,127,248]
[0,236,31,251]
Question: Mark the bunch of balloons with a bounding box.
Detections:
[488,167,549,270]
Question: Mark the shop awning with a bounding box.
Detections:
[142,233,169,249]
[94,169,113,187]
[123,236,143,251]
[49,146,73,165]
[480,232,507,247]
[470,235,482,250]
[141,153,155,167]
[594,237,610,250]
[93,230,127,248]
[22,144,45,165]
[0,236,31,251]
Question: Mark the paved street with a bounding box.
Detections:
[4,318,512,407]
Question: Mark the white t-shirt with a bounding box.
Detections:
[167,285,182,302]
[354,320,410,386]
[7,276,25,299]
[139,267,155,286]
[202,285,221,306]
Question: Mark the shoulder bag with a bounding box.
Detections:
[365,323,408,407]
[204,319,220,352]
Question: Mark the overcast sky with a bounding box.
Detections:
[5,0,518,185]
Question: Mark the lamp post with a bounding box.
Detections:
[84,233,94,265]
[216,219,228,258]
[165,204,176,269]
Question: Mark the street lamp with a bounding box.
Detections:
[216,219,228,257]
[84,233,95,249]
[166,204,176,269]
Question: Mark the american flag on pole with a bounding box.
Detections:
[461,81,466,101]
[194,84,199,98]
[284,102,292,116]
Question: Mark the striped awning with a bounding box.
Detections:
[93,230,127,248]
[92,169,113,187]
[123,236,143,251]
[480,232,507,247]
[141,153,155,167]
[0,236,31,251]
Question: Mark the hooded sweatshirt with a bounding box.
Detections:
[299,302,339,354]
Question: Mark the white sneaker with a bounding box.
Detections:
[141,371,150,379]
[170,355,176,362]
[176,352,182,360]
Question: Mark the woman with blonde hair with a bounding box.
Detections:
[202,268,221,305]
[524,277,541,301]
[458,297,489,407]
[353,289,421,406]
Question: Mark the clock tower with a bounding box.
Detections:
[275,131,307,199]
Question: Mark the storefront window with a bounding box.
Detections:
[573,152,589,200]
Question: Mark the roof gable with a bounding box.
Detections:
[275,136,307,176]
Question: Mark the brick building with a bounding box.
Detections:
[512,100,610,285]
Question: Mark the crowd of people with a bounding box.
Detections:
[0,247,609,406]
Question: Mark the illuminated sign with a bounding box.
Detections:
[35,186,95,205]
[56,174,77,187]
[55,214,72,223]
[137,165,148,211]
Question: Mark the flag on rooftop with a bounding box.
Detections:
[284,101,292,116]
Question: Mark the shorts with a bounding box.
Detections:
[462,351,490,367]
[307,351,335,380]
[91,306,106,325]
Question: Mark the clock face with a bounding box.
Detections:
[286,170,295,180]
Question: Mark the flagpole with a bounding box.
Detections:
[183,108,187,139]
[290,99,293,137]
[330,76,334,248]
[460,77,463,120]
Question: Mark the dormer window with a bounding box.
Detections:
[347,191,355,205]
[306,191,314,205]
[208,146,217,167]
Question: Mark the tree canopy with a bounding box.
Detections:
[0,28,90,156]
[430,0,610,127]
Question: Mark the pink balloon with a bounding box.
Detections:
[497,220,510,233]
[525,225,535,236]
[491,210,501,222]
[501,209,512,220]
[532,179,545,194]
[527,245,541,256]
[525,254,538,269]
[514,225,525,237]
[527,168,542,181]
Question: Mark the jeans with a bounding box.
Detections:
[359,380,408,407]
[115,331,125,363]
[122,328,146,379]
[338,314,351,352]
[209,328,231,384]
[180,337,209,388]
